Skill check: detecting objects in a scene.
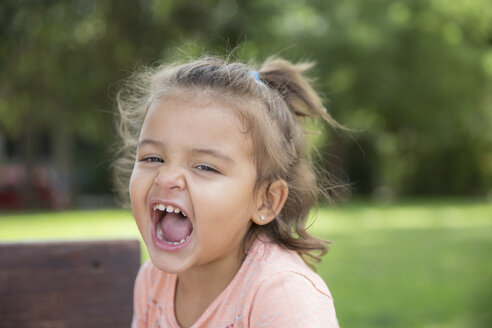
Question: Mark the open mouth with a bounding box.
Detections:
[152,204,193,246]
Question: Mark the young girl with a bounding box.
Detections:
[114,56,341,327]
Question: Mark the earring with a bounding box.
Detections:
[260,215,265,221]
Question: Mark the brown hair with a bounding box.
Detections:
[114,56,344,266]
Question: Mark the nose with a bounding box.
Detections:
[153,165,186,191]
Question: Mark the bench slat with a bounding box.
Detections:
[0,239,140,328]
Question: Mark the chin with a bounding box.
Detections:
[146,243,195,275]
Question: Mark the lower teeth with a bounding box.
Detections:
[156,221,190,245]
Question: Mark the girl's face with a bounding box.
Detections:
[129,96,258,275]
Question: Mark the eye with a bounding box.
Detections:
[141,156,163,163]
[195,164,219,174]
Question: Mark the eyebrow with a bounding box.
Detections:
[137,139,235,164]
[191,148,235,164]
[137,139,163,149]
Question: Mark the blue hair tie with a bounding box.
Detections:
[249,70,265,86]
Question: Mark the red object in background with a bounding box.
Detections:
[0,164,70,210]
[0,165,27,209]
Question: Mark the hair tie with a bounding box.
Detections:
[248,70,265,86]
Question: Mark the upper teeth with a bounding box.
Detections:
[153,204,187,217]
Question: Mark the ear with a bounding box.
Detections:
[252,179,289,225]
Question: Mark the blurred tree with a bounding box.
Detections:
[0,0,490,205]
[0,0,221,204]
[236,0,492,196]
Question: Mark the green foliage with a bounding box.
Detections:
[1,0,491,196]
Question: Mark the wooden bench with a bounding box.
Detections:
[0,239,141,328]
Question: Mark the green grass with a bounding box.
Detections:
[1,198,491,327]
[316,199,492,328]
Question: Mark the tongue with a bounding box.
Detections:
[161,212,192,242]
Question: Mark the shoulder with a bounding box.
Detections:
[134,259,175,294]
[245,240,339,327]
[132,261,176,328]
[257,270,333,301]
[134,259,156,286]
[248,271,339,327]
[251,238,331,295]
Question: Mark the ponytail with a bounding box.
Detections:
[244,58,345,266]
[259,58,343,129]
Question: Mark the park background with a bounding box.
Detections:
[0,0,491,327]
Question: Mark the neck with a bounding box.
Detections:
[173,243,244,328]
[177,247,242,299]
[177,234,257,297]
[173,235,257,327]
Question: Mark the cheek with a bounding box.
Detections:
[129,170,152,237]
[198,179,256,221]
[129,169,148,211]
[129,170,138,204]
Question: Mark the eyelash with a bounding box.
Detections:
[141,156,163,163]
[139,157,219,174]
[195,164,219,174]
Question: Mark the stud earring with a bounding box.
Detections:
[260,215,265,221]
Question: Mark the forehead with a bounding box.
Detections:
[140,94,253,156]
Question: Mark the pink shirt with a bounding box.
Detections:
[132,237,339,327]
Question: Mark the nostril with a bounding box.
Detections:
[154,168,186,190]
